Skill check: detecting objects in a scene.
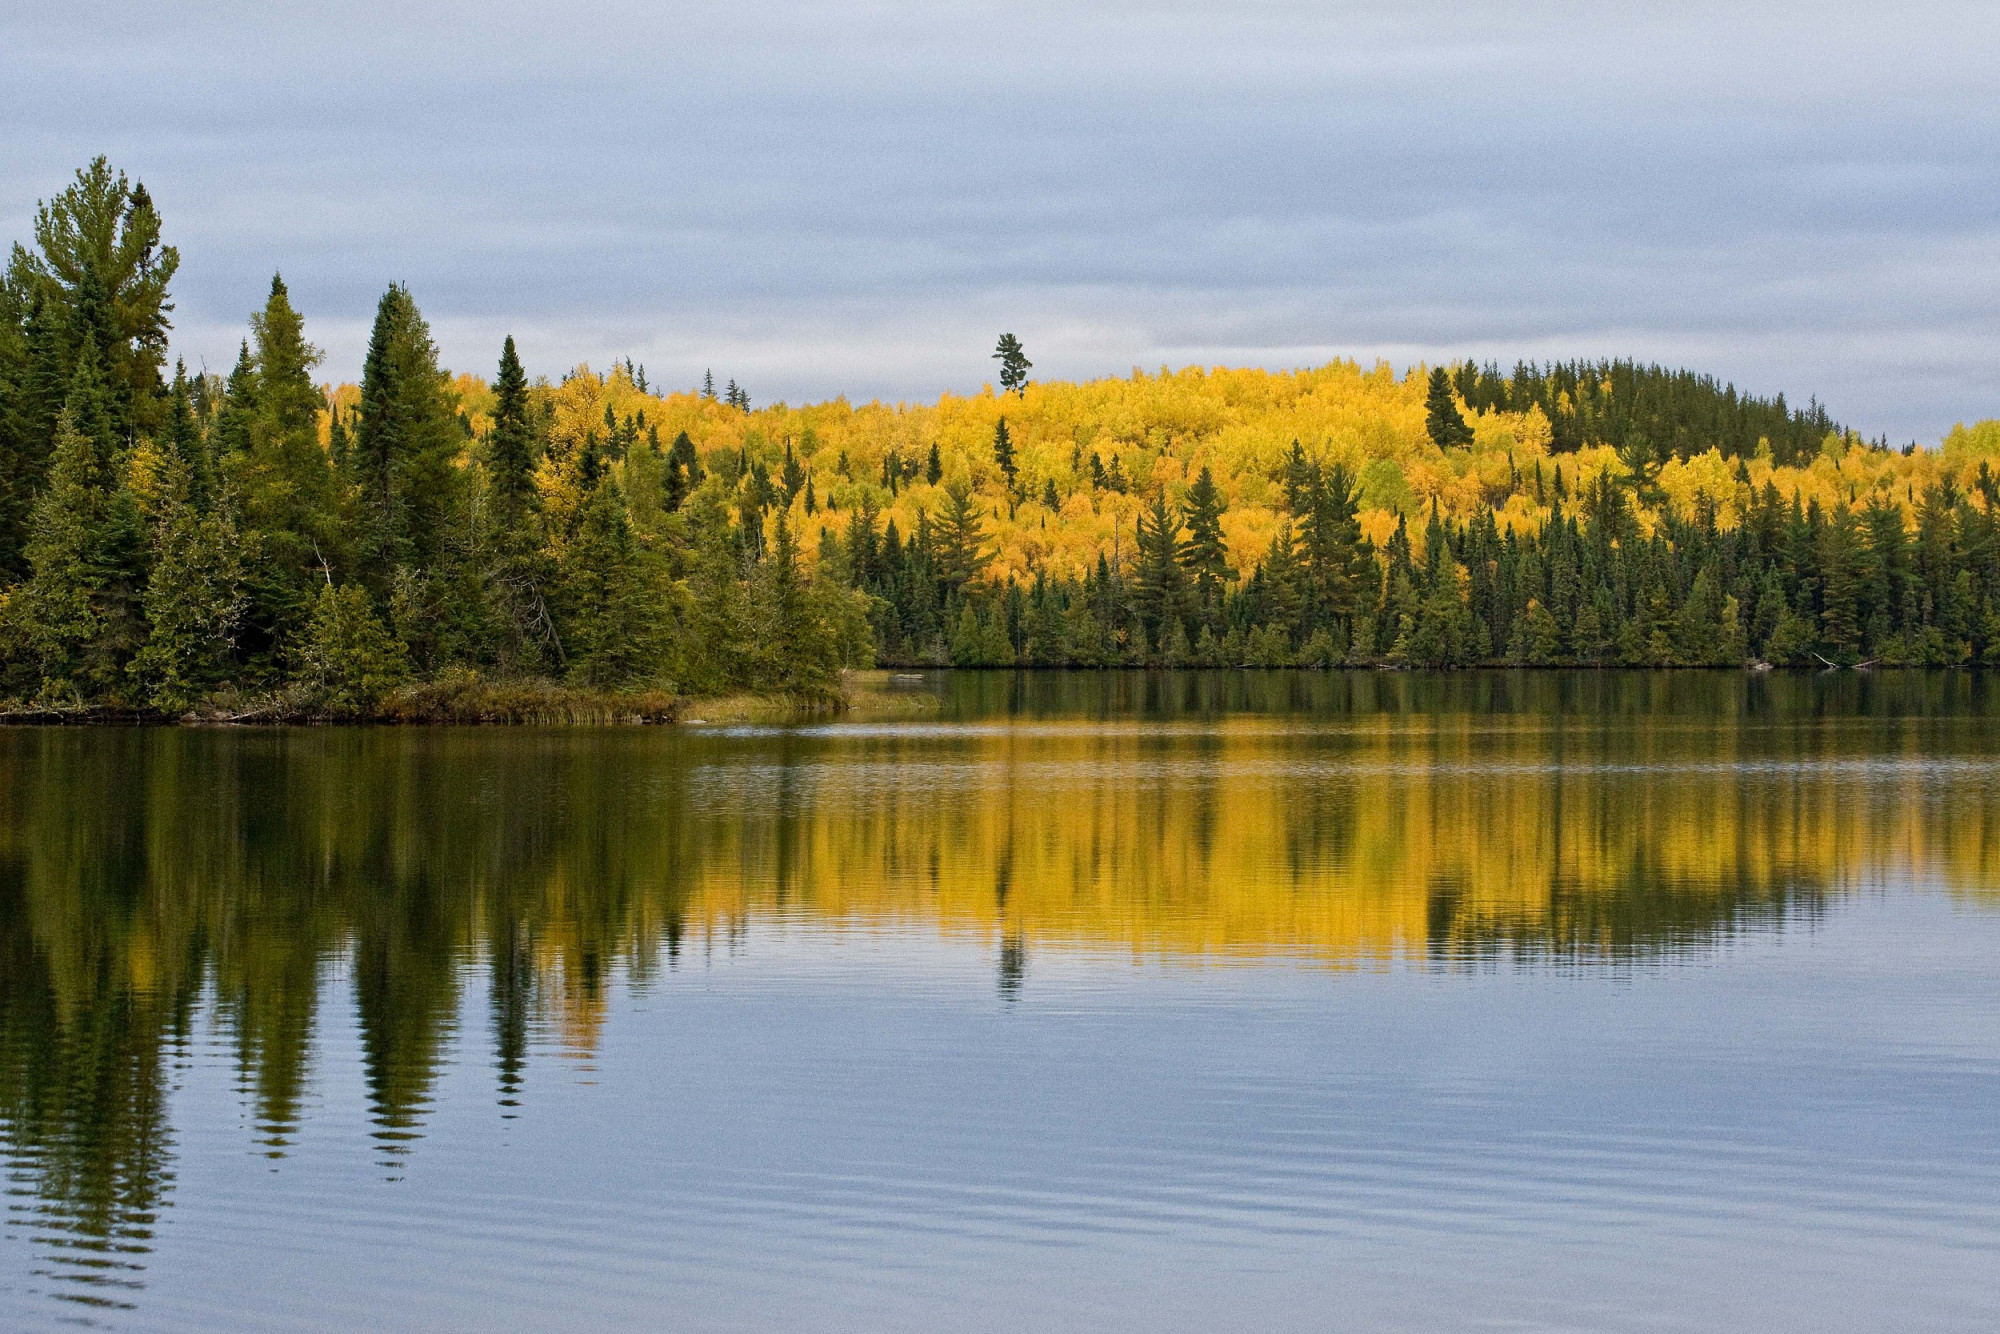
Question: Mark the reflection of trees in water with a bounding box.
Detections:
[1426,872,1831,964]
[0,868,187,1312]
[0,670,1996,1304]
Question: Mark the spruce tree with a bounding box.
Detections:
[294,581,409,716]
[1424,366,1474,449]
[162,361,211,509]
[1179,465,1229,614]
[486,336,536,538]
[754,508,840,692]
[559,474,663,687]
[680,490,752,693]
[226,276,342,666]
[354,285,464,589]
[1298,462,1374,627]
[1816,508,1864,660]
[992,417,1016,489]
[933,484,992,591]
[1133,488,1186,638]
[19,391,145,701]
[209,342,257,463]
[664,430,701,511]
[926,442,942,485]
[129,451,244,712]
[0,293,36,576]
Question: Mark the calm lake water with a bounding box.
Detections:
[3,670,1999,1332]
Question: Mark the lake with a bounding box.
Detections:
[3,670,1998,1332]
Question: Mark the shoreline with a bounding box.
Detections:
[0,663,1960,727]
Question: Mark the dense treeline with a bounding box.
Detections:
[1446,358,1841,465]
[5,158,2000,715]
[850,443,2000,668]
[0,160,870,715]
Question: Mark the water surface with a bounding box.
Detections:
[3,671,1998,1331]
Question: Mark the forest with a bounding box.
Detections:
[5,158,2000,717]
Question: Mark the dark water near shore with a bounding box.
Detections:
[3,670,1999,1331]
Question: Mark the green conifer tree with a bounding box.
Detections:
[1133,488,1186,639]
[486,336,536,538]
[992,418,1017,490]
[20,397,145,701]
[992,333,1031,395]
[293,581,409,717]
[129,452,244,712]
[354,284,464,590]
[6,158,179,445]
[217,277,343,671]
[1179,465,1230,617]
[1424,366,1474,449]
[933,484,992,591]
[558,474,664,687]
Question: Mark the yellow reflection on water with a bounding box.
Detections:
[667,713,2000,965]
[4,670,2000,1296]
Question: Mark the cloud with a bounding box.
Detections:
[4,1,1996,439]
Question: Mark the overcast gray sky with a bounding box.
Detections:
[4,1,1996,440]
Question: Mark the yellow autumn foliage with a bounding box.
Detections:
[322,360,2000,581]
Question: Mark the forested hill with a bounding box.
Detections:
[5,159,2000,719]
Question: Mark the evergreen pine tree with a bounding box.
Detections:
[354,284,464,590]
[7,158,179,445]
[294,581,409,717]
[992,418,1017,489]
[558,473,664,687]
[486,336,536,538]
[162,361,211,509]
[679,490,753,694]
[1816,508,1864,660]
[1424,366,1474,449]
[1133,488,1186,640]
[19,393,145,701]
[225,276,342,667]
[933,484,992,591]
[1179,465,1229,616]
[992,333,1031,395]
[209,341,257,464]
[664,431,702,512]
[129,451,244,712]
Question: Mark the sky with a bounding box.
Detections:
[4,1,1996,442]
